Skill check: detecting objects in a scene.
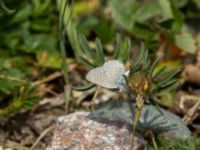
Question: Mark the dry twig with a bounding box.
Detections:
[30,125,55,150]
[182,95,200,124]
[32,71,62,86]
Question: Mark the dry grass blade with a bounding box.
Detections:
[30,125,55,150]
[182,95,200,125]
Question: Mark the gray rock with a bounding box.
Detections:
[47,112,147,150]
[91,100,191,140]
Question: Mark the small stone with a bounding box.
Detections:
[47,112,147,150]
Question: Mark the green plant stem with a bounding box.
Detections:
[59,0,69,85]
[59,0,73,113]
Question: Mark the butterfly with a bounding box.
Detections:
[86,60,128,90]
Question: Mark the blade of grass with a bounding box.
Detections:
[59,0,73,113]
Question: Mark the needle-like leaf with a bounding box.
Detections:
[142,49,149,71]
[149,98,164,115]
[79,34,96,59]
[80,57,97,68]
[160,79,179,88]
[153,66,167,80]
[149,57,160,75]
[113,33,122,59]
[95,37,105,65]
[157,81,179,95]
[130,43,145,73]
[122,37,131,63]
[158,70,181,86]
[72,83,96,91]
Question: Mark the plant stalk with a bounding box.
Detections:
[59,0,73,113]
[131,94,144,150]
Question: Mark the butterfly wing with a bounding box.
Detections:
[104,60,126,83]
[86,66,118,89]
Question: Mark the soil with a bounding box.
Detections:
[0,96,66,150]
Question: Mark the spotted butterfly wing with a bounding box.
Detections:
[104,60,125,83]
[86,66,117,89]
[86,60,126,89]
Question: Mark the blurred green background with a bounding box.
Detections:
[0,0,199,115]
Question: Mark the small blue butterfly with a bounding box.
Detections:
[86,60,128,90]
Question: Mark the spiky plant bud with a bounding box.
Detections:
[127,71,149,95]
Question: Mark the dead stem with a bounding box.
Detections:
[182,95,200,124]
[32,71,62,86]
[0,71,62,87]
[91,86,99,112]
[0,75,26,83]
[64,85,72,113]
[30,125,55,150]
[152,135,158,150]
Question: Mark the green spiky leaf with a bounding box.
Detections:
[79,34,96,59]
[23,96,41,109]
[142,49,149,70]
[95,37,105,65]
[153,66,167,80]
[72,83,95,91]
[135,43,145,65]
[149,57,160,75]
[158,69,180,86]
[130,43,145,73]
[149,98,164,115]
[121,38,131,63]
[144,59,151,71]
[80,57,97,68]
[113,33,122,59]
[157,81,179,95]
[160,79,179,88]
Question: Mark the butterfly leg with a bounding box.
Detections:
[130,94,144,150]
